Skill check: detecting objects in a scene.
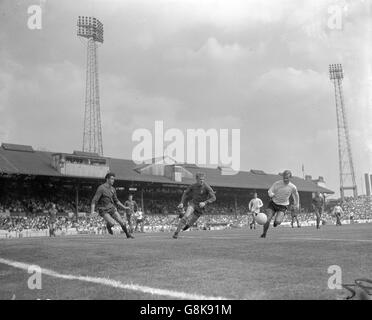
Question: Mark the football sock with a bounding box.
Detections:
[120,224,130,236]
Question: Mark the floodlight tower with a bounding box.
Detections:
[329,64,358,201]
[77,16,104,156]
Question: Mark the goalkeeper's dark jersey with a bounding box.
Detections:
[181,182,216,208]
[91,183,119,211]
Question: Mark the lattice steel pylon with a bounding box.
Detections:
[77,16,104,156]
[329,64,358,201]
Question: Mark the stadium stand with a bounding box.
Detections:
[7,142,369,239]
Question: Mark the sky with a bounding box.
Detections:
[0,0,371,197]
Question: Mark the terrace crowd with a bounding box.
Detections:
[1,194,371,233]
[340,196,372,220]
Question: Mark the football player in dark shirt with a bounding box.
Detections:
[123,195,138,234]
[289,201,301,228]
[91,173,134,239]
[173,172,216,239]
[312,192,324,229]
[48,203,57,237]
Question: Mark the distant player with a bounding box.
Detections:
[248,192,263,229]
[349,211,354,224]
[261,170,300,238]
[312,192,324,229]
[91,173,134,238]
[48,203,57,237]
[134,208,145,233]
[289,203,301,228]
[332,204,343,226]
[123,194,138,234]
[173,172,216,239]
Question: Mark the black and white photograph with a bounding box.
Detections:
[0,0,371,305]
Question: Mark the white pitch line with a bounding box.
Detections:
[171,235,372,242]
[180,236,250,240]
[0,257,227,300]
[278,237,372,243]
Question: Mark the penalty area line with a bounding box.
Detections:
[0,257,227,300]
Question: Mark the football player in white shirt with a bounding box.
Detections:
[134,208,145,232]
[248,192,263,229]
[332,204,343,226]
[261,170,300,238]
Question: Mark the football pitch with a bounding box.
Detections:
[0,224,371,300]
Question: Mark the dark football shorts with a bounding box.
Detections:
[183,204,204,227]
[98,207,116,217]
[267,200,288,213]
[191,207,204,218]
